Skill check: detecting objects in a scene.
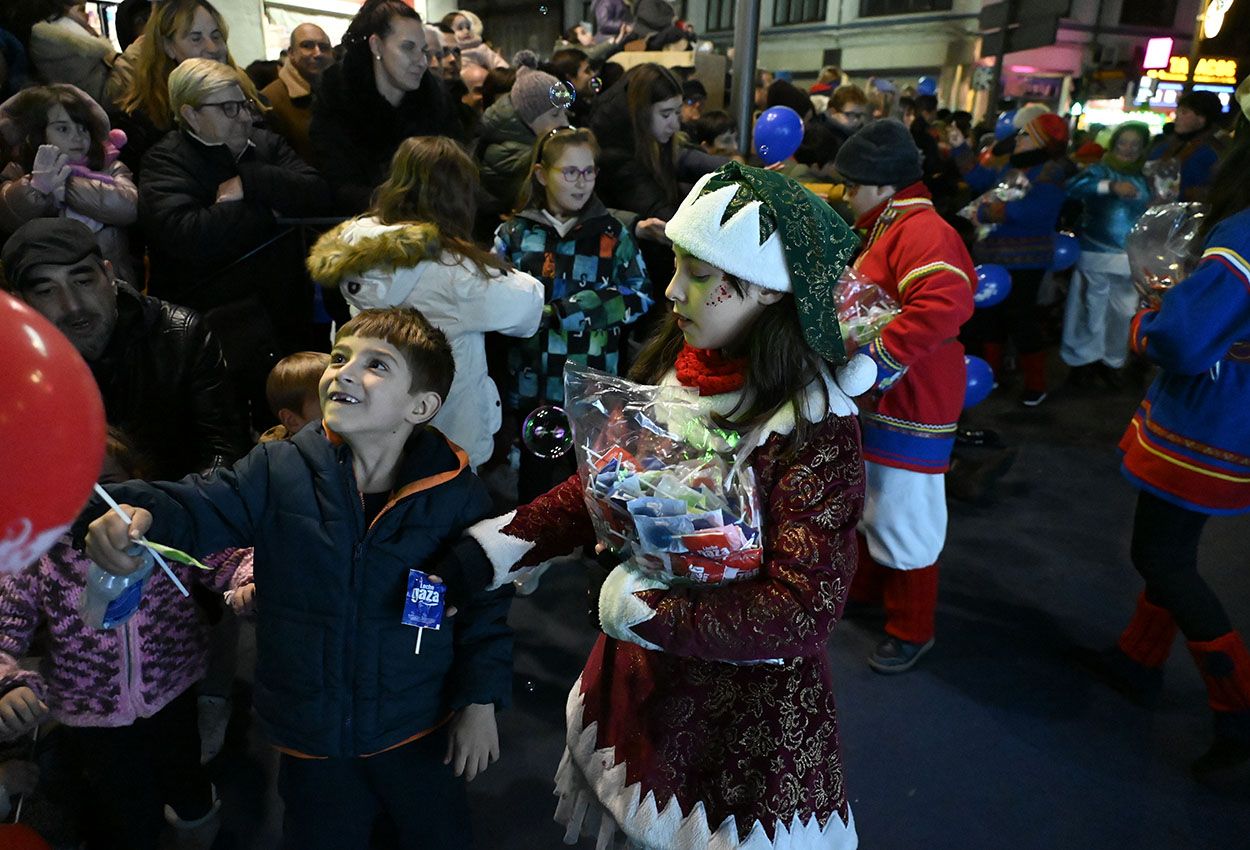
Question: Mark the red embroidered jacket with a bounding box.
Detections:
[853,183,976,473]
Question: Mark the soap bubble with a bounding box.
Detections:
[539,4,549,14]
[758,144,769,157]
[549,80,576,110]
[589,76,603,95]
[522,405,573,459]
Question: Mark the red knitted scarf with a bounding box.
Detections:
[674,344,747,396]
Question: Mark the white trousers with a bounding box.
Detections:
[860,462,947,571]
[1060,250,1138,369]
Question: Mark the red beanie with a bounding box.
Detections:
[1024,113,1069,153]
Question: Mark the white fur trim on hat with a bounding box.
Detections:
[664,173,792,294]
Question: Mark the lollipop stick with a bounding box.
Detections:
[92,484,190,597]
[414,628,424,655]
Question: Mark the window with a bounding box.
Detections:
[859,0,953,18]
[1119,0,1176,27]
[774,0,827,25]
[707,0,735,31]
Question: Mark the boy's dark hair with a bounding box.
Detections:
[335,308,455,401]
[266,351,330,418]
[692,109,734,145]
[915,94,937,114]
[550,47,589,81]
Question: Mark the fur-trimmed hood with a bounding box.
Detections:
[306,216,442,288]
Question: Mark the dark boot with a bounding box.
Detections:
[1188,632,1250,777]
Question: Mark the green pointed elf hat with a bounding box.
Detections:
[665,162,860,364]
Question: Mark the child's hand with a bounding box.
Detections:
[30,145,69,195]
[229,584,257,615]
[635,217,670,244]
[423,575,457,618]
[0,760,39,796]
[443,703,498,782]
[85,505,153,576]
[0,687,47,741]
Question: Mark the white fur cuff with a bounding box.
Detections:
[597,566,666,650]
[466,510,538,591]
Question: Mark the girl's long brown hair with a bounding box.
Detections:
[629,273,829,450]
[9,85,107,171]
[371,136,506,276]
[515,126,601,211]
[624,63,682,207]
[118,0,260,130]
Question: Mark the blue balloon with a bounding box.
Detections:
[753,106,804,165]
[964,355,995,408]
[1051,232,1081,271]
[973,263,1012,308]
[917,76,938,96]
[994,109,1018,141]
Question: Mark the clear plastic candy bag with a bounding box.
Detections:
[1125,202,1208,304]
[958,169,1032,236]
[833,267,900,355]
[564,364,763,586]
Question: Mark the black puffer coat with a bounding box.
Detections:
[309,56,458,214]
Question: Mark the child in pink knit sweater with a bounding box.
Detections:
[0,430,253,850]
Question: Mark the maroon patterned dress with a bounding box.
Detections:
[472,378,865,849]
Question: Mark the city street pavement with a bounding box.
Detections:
[211,358,1250,850]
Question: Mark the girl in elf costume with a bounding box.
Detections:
[1091,80,1250,777]
[458,163,875,848]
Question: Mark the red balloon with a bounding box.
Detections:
[0,291,106,574]
[0,824,54,849]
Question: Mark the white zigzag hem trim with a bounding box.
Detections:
[552,680,857,850]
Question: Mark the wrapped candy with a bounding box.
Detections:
[833,266,900,355]
[1125,202,1208,304]
[564,364,764,586]
[958,169,1032,237]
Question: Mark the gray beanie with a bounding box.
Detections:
[832,119,923,187]
[512,66,564,128]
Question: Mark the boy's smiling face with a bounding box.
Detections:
[319,334,440,438]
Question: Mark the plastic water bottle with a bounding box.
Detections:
[80,544,155,630]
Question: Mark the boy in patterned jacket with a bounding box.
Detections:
[834,119,976,672]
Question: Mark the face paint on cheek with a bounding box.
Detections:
[704,280,733,307]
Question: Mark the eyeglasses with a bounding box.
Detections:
[555,165,598,183]
[838,110,868,120]
[199,100,252,119]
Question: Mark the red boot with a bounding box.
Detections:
[847,531,885,607]
[1019,351,1048,407]
[1118,592,1177,668]
[870,564,938,674]
[1188,632,1250,775]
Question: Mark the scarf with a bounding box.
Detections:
[675,344,746,396]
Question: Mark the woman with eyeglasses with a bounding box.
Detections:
[110,0,258,177]
[139,58,331,424]
[310,0,458,214]
[493,126,653,499]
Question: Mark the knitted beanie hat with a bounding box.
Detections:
[665,162,860,364]
[1012,103,1049,129]
[1178,90,1224,125]
[832,119,923,187]
[1023,112,1069,153]
[512,66,566,128]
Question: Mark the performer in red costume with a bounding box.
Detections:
[833,119,976,673]
[459,163,874,849]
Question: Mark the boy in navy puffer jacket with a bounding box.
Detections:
[83,307,512,850]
